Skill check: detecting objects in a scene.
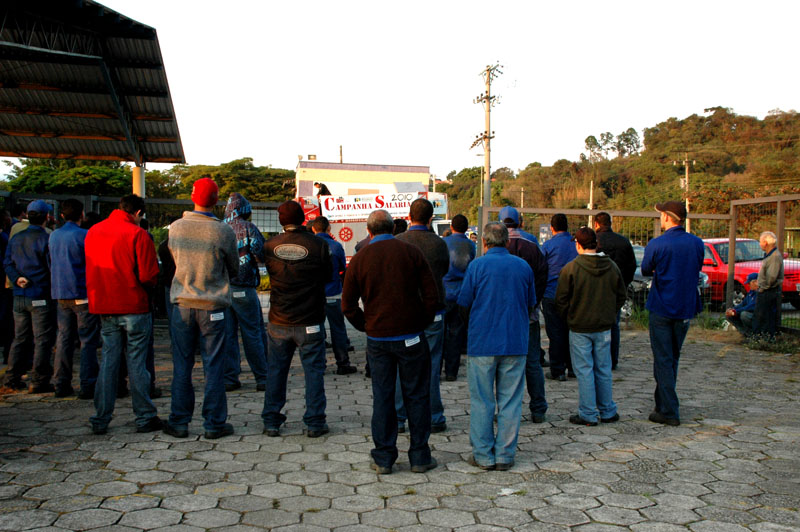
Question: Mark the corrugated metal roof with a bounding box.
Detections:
[297,161,430,173]
[0,0,185,164]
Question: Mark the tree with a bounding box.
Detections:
[599,132,615,158]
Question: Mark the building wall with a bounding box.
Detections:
[295,162,430,197]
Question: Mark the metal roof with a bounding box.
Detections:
[0,0,185,164]
[297,161,430,173]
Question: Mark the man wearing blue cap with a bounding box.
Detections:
[2,200,56,394]
[725,273,759,337]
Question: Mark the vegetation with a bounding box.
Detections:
[744,334,800,354]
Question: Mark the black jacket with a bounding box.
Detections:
[264,226,332,326]
[596,226,637,287]
[506,228,548,304]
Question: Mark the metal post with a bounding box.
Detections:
[725,204,738,308]
[132,165,145,198]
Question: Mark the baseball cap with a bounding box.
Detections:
[27,199,51,214]
[498,206,520,224]
[191,177,219,208]
[655,200,687,221]
[746,273,758,283]
[278,200,305,226]
[572,226,597,249]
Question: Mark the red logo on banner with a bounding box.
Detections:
[339,227,353,242]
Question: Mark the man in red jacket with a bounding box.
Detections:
[85,195,161,435]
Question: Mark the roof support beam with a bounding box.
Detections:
[0,129,177,143]
[0,106,174,121]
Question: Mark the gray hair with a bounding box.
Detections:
[482,222,508,248]
[760,231,777,246]
[367,209,394,235]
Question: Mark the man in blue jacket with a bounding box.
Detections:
[641,200,703,427]
[442,214,476,381]
[725,273,758,336]
[2,200,56,394]
[311,216,356,375]
[49,199,100,398]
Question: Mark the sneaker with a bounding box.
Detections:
[370,461,392,475]
[263,427,280,437]
[305,425,330,438]
[256,383,266,392]
[601,413,620,424]
[162,423,189,438]
[54,386,74,398]
[431,423,447,434]
[466,455,495,471]
[495,461,515,471]
[648,411,680,426]
[569,414,598,426]
[444,375,457,382]
[546,371,567,382]
[410,457,437,473]
[224,382,242,392]
[336,365,357,375]
[28,383,54,394]
[137,416,163,433]
[531,414,546,424]
[92,425,108,435]
[204,423,234,440]
[78,387,94,400]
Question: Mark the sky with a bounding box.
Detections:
[3,0,799,181]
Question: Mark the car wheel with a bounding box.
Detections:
[724,282,746,307]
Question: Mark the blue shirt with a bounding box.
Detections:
[734,290,757,314]
[317,232,346,297]
[3,225,51,298]
[541,231,578,299]
[641,226,704,320]
[442,232,476,302]
[519,228,538,245]
[49,221,89,300]
[457,247,536,356]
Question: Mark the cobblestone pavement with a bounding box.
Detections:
[1,322,799,532]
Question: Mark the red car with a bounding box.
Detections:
[702,238,800,308]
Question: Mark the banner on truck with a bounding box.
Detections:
[320,192,447,221]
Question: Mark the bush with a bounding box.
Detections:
[629,306,649,329]
[694,308,726,330]
[744,333,800,354]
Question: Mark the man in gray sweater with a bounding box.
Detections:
[753,230,784,339]
[164,178,239,440]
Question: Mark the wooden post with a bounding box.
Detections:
[726,204,738,308]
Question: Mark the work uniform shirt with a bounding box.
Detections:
[49,221,89,300]
[3,225,51,299]
[541,232,578,299]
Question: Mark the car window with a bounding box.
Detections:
[713,240,764,264]
[704,246,715,264]
[633,245,644,267]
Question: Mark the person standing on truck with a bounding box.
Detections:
[314,182,332,198]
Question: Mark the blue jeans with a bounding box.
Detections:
[91,313,157,430]
[541,298,572,376]
[6,296,56,387]
[169,305,229,432]
[367,335,432,468]
[324,298,351,367]
[649,312,690,421]
[396,317,445,427]
[225,287,268,386]
[54,300,100,390]
[569,330,617,423]
[526,322,547,416]
[443,300,466,377]
[262,322,327,431]
[610,309,621,369]
[468,355,525,467]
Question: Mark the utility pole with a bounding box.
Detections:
[471,63,503,232]
[673,152,695,232]
[339,145,343,164]
[588,179,594,226]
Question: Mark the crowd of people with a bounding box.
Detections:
[0,182,785,472]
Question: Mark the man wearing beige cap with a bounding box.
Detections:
[641,201,703,427]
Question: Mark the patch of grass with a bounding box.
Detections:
[694,308,726,330]
[404,488,416,495]
[745,333,800,354]
[630,306,649,329]
[513,490,527,496]
[307,508,321,513]
[272,499,280,509]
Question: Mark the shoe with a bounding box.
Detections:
[364,366,371,378]
[397,425,405,434]
[256,383,266,392]
[92,425,107,435]
[5,380,28,391]
[569,414,598,426]
[601,413,620,424]
[430,423,447,434]
[410,457,437,473]
[28,383,54,394]
[117,386,129,399]
[467,455,495,471]
[347,345,355,353]
[567,371,577,379]
[78,387,94,400]
[204,423,234,440]
[547,371,567,382]
[162,423,189,438]
[54,386,74,398]
[611,364,618,371]
[137,416,163,433]
[371,461,392,475]
[263,427,280,437]
[224,382,242,392]
[541,359,550,368]
[305,425,329,438]
[531,414,546,424]
[495,461,514,471]
[149,386,162,399]
[444,375,457,382]
[649,411,680,426]
[336,365,357,375]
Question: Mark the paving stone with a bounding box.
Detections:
[118,508,182,530]
[418,508,475,528]
[250,482,303,499]
[241,509,301,528]
[277,495,331,513]
[39,495,103,512]
[11,470,68,486]
[544,493,601,510]
[639,506,700,525]
[101,495,161,512]
[586,505,645,526]
[687,521,750,532]
[0,509,58,530]
[194,482,248,497]
[531,506,591,526]
[161,494,219,512]
[142,482,194,497]
[85,481,140,497]
[361,508,419,528]
[475,507,532,527]
[23,481,84,500]
[331,494,384,513]
[302,508,359,528]
[122,470,175,484]
[387,494,438,512]
[54,508,122,530]
[183,508,240,528]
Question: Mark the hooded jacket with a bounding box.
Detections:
[554,252,627,333]
[224,193,265,288]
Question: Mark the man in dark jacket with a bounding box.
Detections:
[593,212,636,370]
[555,227,626,426]
[500,206,548,423]
[223,193,269,392]
[442,214,475,381]
[342,209,438,475]
[262,201,332,438]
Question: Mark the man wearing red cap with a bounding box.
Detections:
[261,200,332,438]
[163,177,239,440]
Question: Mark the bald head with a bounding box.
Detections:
[367,209,394,236]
